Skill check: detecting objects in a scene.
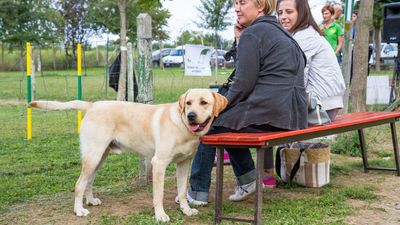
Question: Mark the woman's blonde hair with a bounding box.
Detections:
[258,0,277,15]
[233,0,276,15]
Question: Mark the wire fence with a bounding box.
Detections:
[0,39,234,143]
[0,40,120,72]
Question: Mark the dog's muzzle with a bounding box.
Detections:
[187,112,211,133]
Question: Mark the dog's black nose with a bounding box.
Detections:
[187,112,197,122]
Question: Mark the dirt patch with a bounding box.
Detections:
[343,173,400,225]
[330,153,400,225]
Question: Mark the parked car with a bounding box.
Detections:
[152,48,172,67]
[370,43,398,65]
[210,49,234,68]
[163,46,185,67]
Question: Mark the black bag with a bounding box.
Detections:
[218,69,235,96]
[108,52,138,101]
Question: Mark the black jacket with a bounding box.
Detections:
[213,16,307,130]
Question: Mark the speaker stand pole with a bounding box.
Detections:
[385,44,400,112]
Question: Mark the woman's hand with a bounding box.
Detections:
[234,22,246,44]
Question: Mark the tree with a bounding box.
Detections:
[350,0,374,111]
[117,0,127,101]
[88,0,169,44]
[196,0,233,49]
[57,0,98,67]
[371,0,395,71]
[0,0,62,70]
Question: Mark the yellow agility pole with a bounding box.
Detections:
[77,44,82,133]
[26,42,32,140]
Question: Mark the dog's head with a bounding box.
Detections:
[179,89,228,136]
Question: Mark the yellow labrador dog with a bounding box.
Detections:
[29,89,228,222]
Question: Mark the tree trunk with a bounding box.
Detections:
[158,39,165,70]
[52,43,57,70]
[64,44,70,69]
[72,40,77,64]
[214,30,218,82]
[37,47,42,73]
[96,45,99,67]
[117,0,127,101]
[350,0,374,112]
[1,42,4,65]
[373,20,381,71]
[19,42,24,72]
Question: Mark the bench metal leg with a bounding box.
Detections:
[359,123,400,175]
[390,122,400,176]
[215,147,224,224]
[358,129,369,173]
[254,148,265,225]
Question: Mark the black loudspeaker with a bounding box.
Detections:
[383,3,400,43]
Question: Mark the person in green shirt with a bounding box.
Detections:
[333,4,344,27]
[320,5,344,64]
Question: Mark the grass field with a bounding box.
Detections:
[1,67,399,224]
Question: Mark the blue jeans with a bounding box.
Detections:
[337,54,342,64]
[189,125,278,202]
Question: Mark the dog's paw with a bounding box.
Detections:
[87,198,102,206]
[74,207,90,217]
[155,212,170,222]
[182,207,198,216]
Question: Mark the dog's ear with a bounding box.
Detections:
[178,90,189,114]
[212,92,228,117]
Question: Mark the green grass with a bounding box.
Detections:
[0,67,231,102]
[0,67,397,224]
[0,45,117,71]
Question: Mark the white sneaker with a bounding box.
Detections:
[228,180,256,202]
[175,193,208,206]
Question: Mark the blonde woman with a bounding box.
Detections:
[186,0,307,205]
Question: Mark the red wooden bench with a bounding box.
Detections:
[200,111,400,225]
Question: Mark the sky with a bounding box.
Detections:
[162,0,341,43]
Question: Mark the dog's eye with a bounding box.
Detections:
[200,100,208,105]
[186,101,192,106]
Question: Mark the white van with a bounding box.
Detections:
[163,45,185,67]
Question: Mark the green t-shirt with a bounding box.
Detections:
[322,22,344,54]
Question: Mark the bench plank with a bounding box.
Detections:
[201,112,400,147]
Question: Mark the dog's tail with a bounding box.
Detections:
[29,100,93,112]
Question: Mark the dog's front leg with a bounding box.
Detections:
[151,156,170,222]
[176,158,198,216]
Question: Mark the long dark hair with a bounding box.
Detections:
[277,0,324,36]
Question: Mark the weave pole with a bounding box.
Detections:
[77,44,82,133]
[26,42,32,140]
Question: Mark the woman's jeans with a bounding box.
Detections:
[189,125,280,202]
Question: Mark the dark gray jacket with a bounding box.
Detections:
[213,16,307,130]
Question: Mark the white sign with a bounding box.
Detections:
[184,44,213,76]
[366,76,391,105]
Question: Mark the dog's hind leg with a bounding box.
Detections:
[151,156,171,222]
[85,148,110,206]
[74,146,108,216]
[176,158,198,216]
